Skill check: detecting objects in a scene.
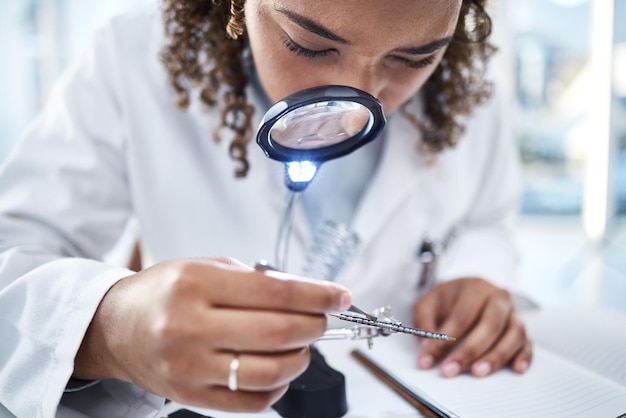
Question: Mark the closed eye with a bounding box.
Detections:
[283,36,336,59]
[391,54,437,69]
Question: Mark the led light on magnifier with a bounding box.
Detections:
[287,161,318,183]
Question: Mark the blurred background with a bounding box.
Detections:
[0,0,624,311]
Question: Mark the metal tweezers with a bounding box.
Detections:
[254,261,455,346]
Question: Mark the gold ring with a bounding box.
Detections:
[228,354,240,391]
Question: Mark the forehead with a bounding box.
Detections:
[266,0,462,48]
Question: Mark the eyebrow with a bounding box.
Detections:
[274,7,351,44]
[274,7,452,56]
[393,37,453,55]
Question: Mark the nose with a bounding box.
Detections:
[332,61,385,103]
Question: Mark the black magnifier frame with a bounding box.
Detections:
[256,85,386,164]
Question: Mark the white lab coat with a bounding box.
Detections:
[0,5,520,418]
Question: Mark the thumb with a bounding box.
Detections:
[412,290,440,334]
[413,290,446,369]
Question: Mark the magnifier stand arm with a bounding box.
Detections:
[275,191,299,271]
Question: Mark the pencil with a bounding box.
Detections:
[350,349,451,418]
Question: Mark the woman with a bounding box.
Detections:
[0,0,532,416]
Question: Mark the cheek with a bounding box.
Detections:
[246,10,323,102]
[252,48,326,102]
[379,70,434,115]
[379,48,446,114]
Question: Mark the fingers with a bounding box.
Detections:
[175,258,352,314]
[234,348,310,391]
[413,279,533,378]
[203,309,328,352]
[438,293,512,377]
[512,338,533,374]
[412,288,442,335]
[468,315,530,377]
[173,382,290,413]
[171,348,310,391]
[165,349,310,413]
[413,289,446,370]
[199,385,290,413]
[416,285,490,370]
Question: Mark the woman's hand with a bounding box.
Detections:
[412,278,532,378]
[74,257,352,412]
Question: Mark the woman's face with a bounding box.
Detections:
[245,0,462,115]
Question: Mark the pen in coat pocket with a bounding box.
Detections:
[416,228,456,291]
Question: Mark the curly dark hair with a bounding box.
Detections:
[160,0,495,177]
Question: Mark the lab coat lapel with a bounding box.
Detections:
[351,109,428,250]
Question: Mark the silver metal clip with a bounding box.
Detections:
[323,306,455,348]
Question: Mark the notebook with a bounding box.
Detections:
[355,307,626,418]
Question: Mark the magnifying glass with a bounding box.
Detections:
[256,85,386,192]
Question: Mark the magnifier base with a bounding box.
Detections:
[272,345,348,418]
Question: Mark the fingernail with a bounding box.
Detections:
[339,291,352,311]
[418,354,434,369]
[441,361,461,377]
[517,360,529,373]
[474,361,491,377]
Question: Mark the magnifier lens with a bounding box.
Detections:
[270,101,371,150]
